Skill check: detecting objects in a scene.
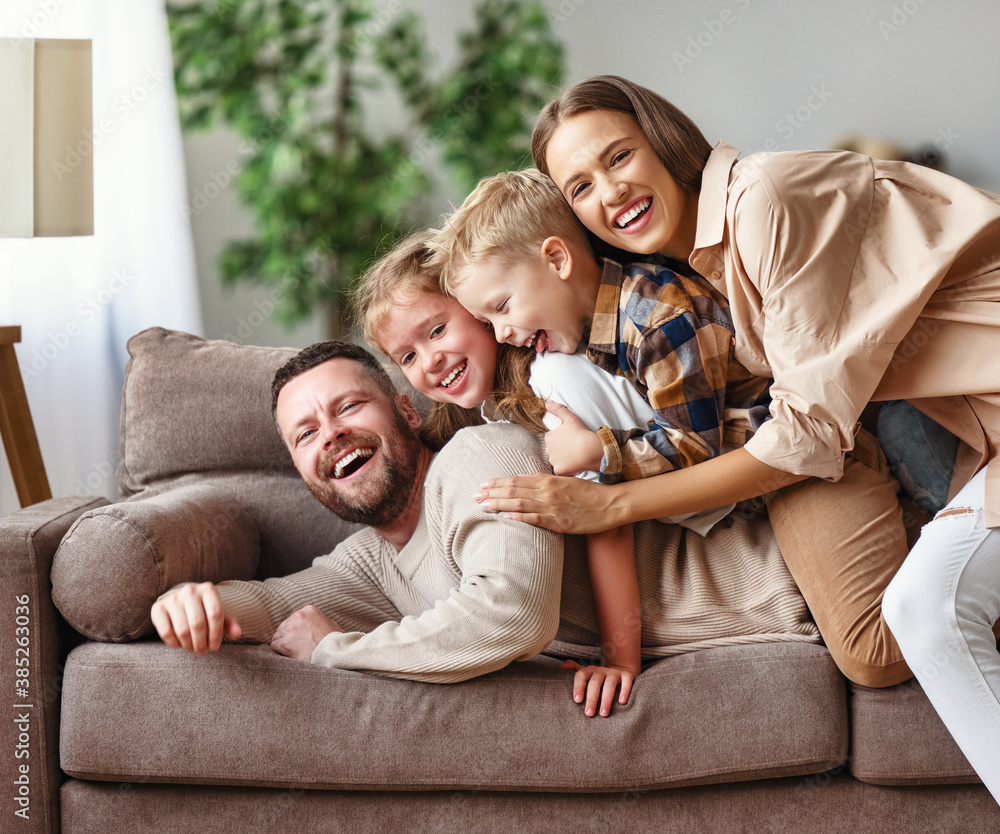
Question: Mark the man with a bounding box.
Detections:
[152,341,817,715]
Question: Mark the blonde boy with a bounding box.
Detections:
[433,168,770,485]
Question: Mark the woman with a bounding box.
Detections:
[475,74,1000,800]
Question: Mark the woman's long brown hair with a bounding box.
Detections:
[531,74,712,193]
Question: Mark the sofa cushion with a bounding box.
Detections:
[118,327,296,490]
[61,641,846,792]
[849,678,979,785]
[117,327,360,578]
[51,484,260,641]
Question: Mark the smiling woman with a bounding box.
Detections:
[542,109,700,260]
[477,72,1000,802]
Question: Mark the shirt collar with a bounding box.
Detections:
[587,258,624,357]
[690,142,740,292]
[693,141,740,251]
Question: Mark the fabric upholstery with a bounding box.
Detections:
[0,495,109,834]
[850,678,979,784]
[60,641,846,792]
[59,774,1000,834]
[6,326,991,831]
[51,484,260,641]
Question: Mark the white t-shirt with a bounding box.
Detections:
[528,350,734,536]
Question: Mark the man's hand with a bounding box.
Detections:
[544,401,604,476]
[561,659,637,717]
[270,604,343,662]
[151,582,241,656]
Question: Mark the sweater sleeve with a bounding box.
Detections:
[309,425,565,683]
[216,529,403,643]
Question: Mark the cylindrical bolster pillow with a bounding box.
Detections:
[52,485,260,641]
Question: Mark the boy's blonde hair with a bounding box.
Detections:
[432,168,589,294]
[353,229,440,354]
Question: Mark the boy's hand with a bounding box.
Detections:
[544,401,604,475]
[561,659,636,717]
[271,605,342,662]
[151,582,241,655]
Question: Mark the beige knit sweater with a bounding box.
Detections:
[218,422,818,683]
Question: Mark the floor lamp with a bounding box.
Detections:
[0,37,93,507]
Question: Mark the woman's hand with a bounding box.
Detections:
[561,659,636,717]
[478,448,809,534]
[476,472,624,534]
[543,401,604,475]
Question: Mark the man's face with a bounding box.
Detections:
[276,358,424,527]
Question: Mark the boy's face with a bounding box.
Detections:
[452,245,591,355]
[379,292,497,409]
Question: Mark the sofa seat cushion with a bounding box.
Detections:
[849,678,979,785]
[61,641,845,792]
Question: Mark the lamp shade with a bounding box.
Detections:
[0,38,93,237]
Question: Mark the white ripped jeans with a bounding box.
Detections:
[883,466,1000,802]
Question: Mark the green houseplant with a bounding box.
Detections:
[168,0,564,336]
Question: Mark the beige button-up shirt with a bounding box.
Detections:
[692,142,1000,525]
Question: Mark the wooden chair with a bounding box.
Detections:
[0,326,52,506]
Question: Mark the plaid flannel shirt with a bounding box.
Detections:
[587,258,771,484]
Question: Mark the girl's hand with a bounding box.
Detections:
[543,401,604,475]
[561,659,636,717]
[476,472,623,533]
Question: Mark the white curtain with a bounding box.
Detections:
[0,0,202,515]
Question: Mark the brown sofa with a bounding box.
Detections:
[2,326,998,834]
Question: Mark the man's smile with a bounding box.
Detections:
[329,446,376,480]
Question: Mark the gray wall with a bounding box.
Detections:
[186,0,1000,348]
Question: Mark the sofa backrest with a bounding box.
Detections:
[118,327,360,578]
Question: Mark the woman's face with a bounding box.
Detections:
[378,291,498,409]
[544,109,699,260]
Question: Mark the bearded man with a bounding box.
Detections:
[152,341,817,716]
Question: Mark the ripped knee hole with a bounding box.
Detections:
[934,507,974,519]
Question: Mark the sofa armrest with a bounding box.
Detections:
[51,484,261,642]
[1,495,109,834]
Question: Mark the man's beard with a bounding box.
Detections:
[306,407,423,528]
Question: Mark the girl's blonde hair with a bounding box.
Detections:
[353,229,441,355]
[352,230,548,449]
[531,74,712,193]
[430,168,589,295]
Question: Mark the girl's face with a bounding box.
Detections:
[544,109,699,260]
[378,291,498,409]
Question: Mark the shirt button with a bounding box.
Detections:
[711,271,722,280]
